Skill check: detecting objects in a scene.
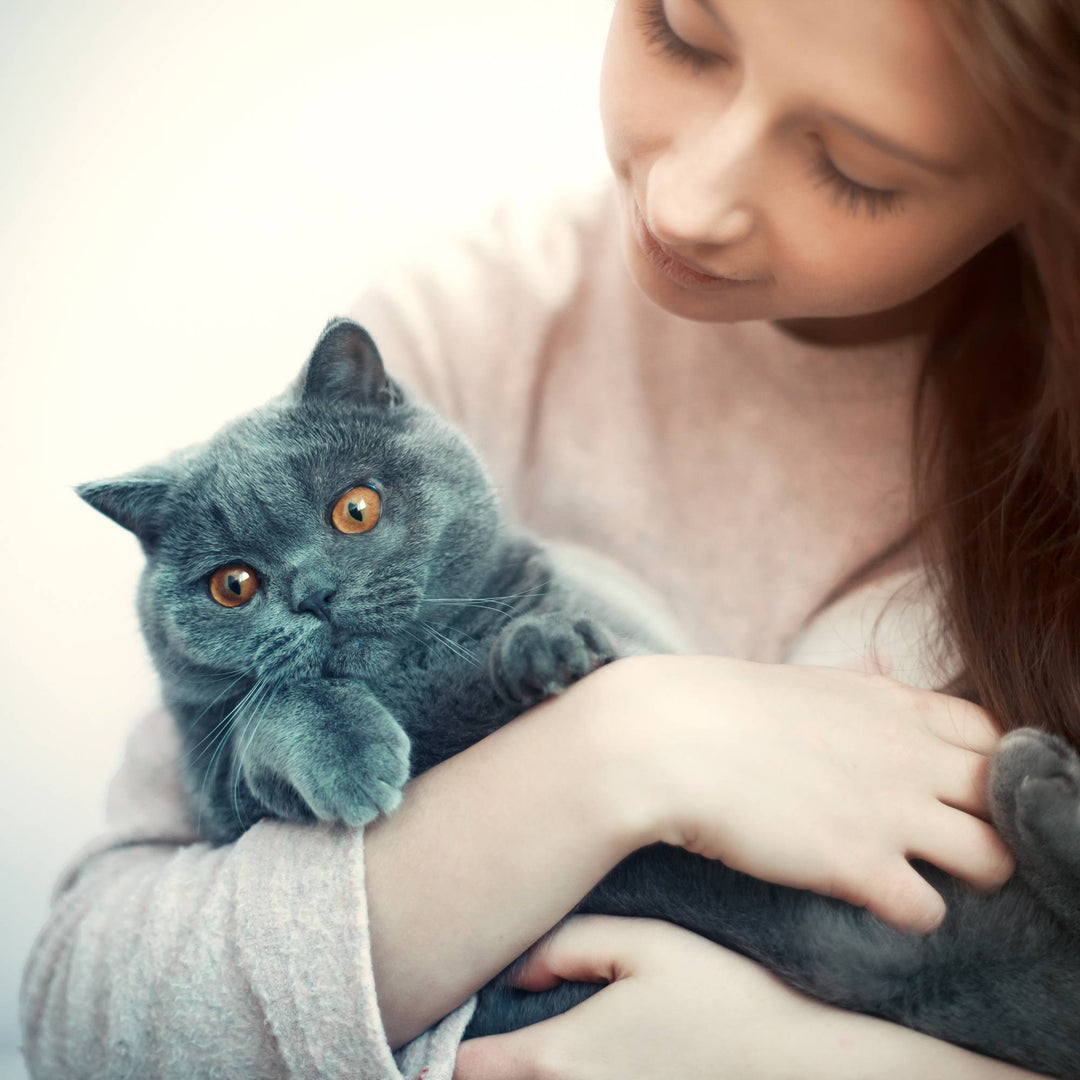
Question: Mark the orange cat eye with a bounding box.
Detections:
[209,564,259,607]
[331,485,381,535]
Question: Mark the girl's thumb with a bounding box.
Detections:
[453,1029,548,1080]
[509,913,646,991]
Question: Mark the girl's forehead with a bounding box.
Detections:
[694,0,995,170]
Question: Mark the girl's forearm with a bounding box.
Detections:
[811,1002,1053,1080]
[365,670,644,1050]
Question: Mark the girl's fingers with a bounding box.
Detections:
[907,805,1016,892]
[930,743,995,817]
[456,917,662,1080]
[920,693,1002,755]
[858,860,947,934]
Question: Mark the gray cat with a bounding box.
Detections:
[78,319,1080,1077]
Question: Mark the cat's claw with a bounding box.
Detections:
[489,612,617,708]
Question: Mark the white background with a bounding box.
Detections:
[0,1,612,1070]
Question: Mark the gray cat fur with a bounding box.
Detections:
[77,319,1080,1077]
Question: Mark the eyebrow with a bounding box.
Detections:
[815,110,958,175]
[690,0,958,176]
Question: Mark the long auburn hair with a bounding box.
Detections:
[917,0,1080,742]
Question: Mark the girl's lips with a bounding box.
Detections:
[633,201,757,291]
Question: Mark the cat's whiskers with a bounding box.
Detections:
[398,626,438,660]
[423,584,549,614]
[427,585,550,603]
[230,676,286,833]
[417,619,483,670]
[195,678,269,836]
[422,618,484,649]
[188,683,260,767]
[185,671,256,757]
[422,598,518,620]
[195,670,252,685]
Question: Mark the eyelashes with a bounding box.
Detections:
[804,138,903,219]
[635,0,905,220]
[638,0,719,73]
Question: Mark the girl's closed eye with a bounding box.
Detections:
[637,0,726,74]
[636,0,904,220]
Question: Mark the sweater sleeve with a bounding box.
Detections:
[19,704,476,1080]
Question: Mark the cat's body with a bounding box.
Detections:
[79,320,1080,1078]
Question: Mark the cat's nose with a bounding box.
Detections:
[297,587,336,621]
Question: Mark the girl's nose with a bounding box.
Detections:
[650,202,755,250]
[646,97,762,251]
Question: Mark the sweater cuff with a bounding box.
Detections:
[233,818,475,1079]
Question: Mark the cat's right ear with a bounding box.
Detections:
[75,473,172,553]
[299,319,405,408]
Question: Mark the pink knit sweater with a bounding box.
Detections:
[20,176,941,1079]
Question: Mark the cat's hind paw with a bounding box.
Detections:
[489,612,617,708]
[991,727,1080,930]
[991,728,1079,847]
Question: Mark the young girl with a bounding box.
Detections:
[21,0,1078,1077]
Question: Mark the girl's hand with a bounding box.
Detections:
[454,915,827,1080]
[454,916,1046,1080]
[581,655,1015,933]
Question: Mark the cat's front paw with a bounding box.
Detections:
[489,612,617,708]
[285,721,411,826]
[241,680,411,827]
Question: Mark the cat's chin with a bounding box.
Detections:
[322,635,400,680]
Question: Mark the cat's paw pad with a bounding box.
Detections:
[991,728,1080,852]
[490,613,617,708]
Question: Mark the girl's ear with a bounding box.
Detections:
[75,471,172,552]
[299,318,405,407]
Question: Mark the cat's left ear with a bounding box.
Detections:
[300,319,405,408]
[75,470,173,553]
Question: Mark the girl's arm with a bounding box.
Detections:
[19,654,1013,1077]
[371,651,1014,1047]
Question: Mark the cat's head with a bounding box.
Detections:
[77,319,504,685]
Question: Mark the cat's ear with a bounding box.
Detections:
[75,471,172,551]
[300,319,405,407]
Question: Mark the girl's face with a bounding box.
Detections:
[600,0,1028,333]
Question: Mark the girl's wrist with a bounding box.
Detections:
[569,653,704,856]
